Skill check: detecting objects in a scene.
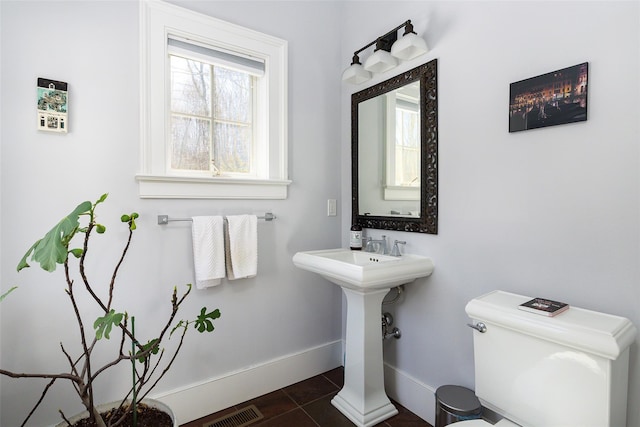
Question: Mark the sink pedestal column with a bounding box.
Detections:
[332,287,398,427]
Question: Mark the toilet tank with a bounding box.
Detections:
[465,291,636,427]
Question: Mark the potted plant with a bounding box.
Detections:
[1,194,220,427]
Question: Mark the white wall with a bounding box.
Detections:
[2,1,639,427]
[340,1,640,426]
[0,1,344,426]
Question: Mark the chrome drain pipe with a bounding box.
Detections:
[382,312,402,340]
[384,327,402,340]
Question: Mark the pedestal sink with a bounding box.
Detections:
[293,248,434,427]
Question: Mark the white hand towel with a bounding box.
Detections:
[224,215,258,280]
[191,216,225,289]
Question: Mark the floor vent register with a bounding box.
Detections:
[203,404,264,427]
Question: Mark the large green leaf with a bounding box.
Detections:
[194,308,221,333]
[134,339,160,363]
[94,309,124,340]
[17,201,93,272]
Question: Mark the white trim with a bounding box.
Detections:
[384,363,436,425]
[153,340,343,424]
[139,0,288,199]
[383,185,420,201]
[136,174,291,199]
[150,343,436,426]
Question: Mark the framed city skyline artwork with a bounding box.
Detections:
[509,63,588,132]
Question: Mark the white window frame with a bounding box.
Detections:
[384,91,420,201]
[137,0,290,199]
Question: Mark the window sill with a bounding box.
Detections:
[136,174,291,199]
[383,185,420,201]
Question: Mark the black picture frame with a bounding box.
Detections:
[509,62,588,132]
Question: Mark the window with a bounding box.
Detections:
[384,83,420,202]
[393,100,420,187]
[168,37,262,177]
[138,0,289,199]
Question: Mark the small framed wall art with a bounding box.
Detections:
[509,62,588,132]
[37,77,68,133]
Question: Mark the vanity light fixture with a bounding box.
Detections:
[363,38,398,73]
[391,21,429,60]
[342,20,429,84]
[342,53,371,85]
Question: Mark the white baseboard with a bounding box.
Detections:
[384,363,436,425]
[153,340,343,425]
[152,341,437,426]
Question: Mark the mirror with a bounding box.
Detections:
[352,59,438,234]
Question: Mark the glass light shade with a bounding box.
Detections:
[391,33,429,61]
[342,63,371,84]
[363,49,397,73]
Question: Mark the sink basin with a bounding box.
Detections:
[293,248,434,290]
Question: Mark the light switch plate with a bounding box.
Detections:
[328,199,337,216]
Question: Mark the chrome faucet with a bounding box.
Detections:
[364,235,387,254]
[390,240,406,257]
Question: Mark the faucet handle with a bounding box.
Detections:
[390,240,406,257]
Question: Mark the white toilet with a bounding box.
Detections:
[462,290,637,427]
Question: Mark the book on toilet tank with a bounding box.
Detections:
[518,297,569,317]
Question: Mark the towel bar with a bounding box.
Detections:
[158,212,276,225]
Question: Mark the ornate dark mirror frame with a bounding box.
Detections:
[352,59,438,234]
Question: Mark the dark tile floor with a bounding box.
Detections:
[181,367,433,427]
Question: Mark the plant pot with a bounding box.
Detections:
[55,398,176,427]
